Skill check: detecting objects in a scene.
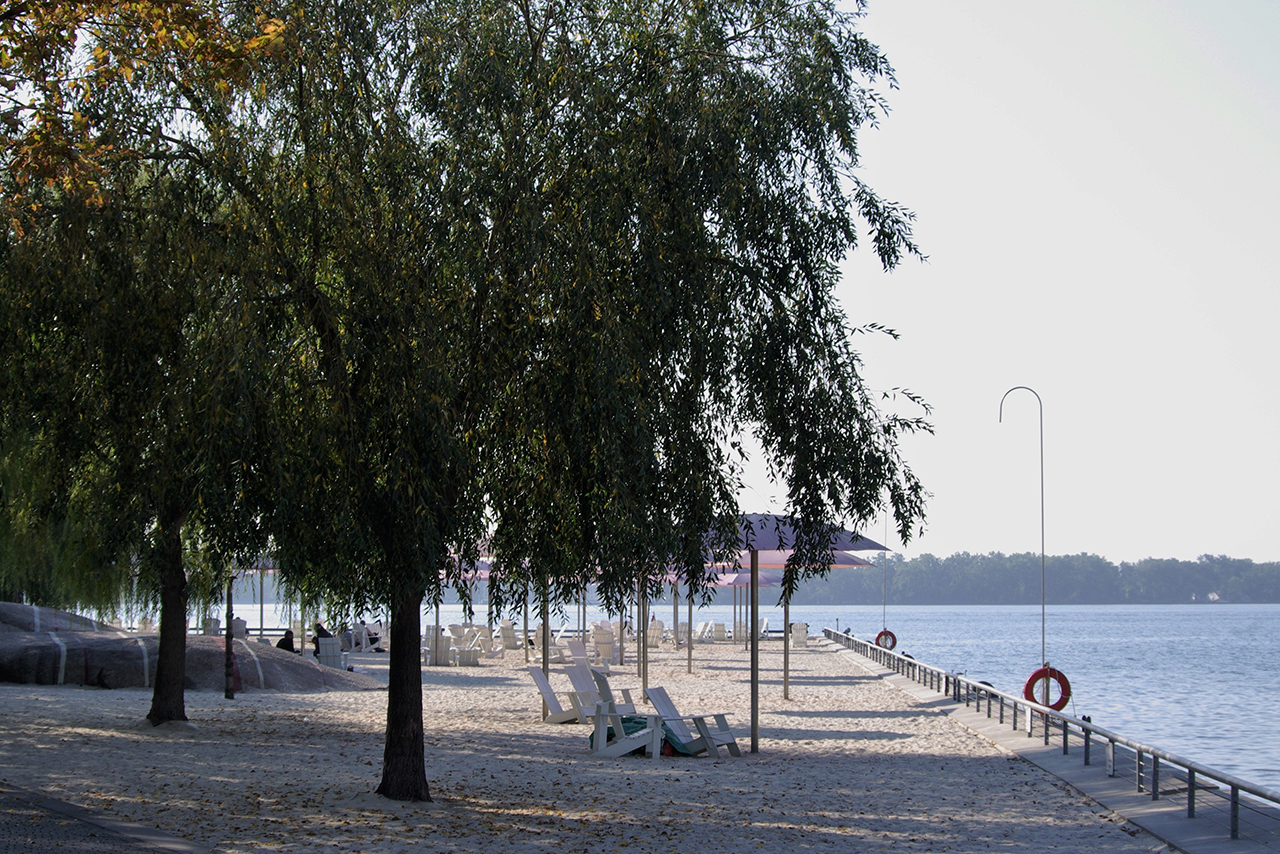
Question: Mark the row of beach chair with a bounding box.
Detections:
[528,661,742,760]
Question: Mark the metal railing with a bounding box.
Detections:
[824,628,1280,842]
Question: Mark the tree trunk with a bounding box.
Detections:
[376,584,429,801]
[147,511,188,725]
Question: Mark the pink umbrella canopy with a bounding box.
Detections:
[735,549,874,570]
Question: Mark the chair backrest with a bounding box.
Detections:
[759,617,769,638]
[566,639,589,661]
[567,663,601,700]
[644,686,694,743]
[713,623,726,641]
[527,666,566,714]
[589,668,623,706]
[647,620,664,645]
[554,622,572,642]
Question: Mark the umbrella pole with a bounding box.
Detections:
[642,594,649,698]
[750,549,759,753]
[784,597,790,701]
[523,584,529,664]
[687,589,693,674]
[673,580,679,649]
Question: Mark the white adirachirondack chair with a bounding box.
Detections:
[791,622,809,648]
[316,636,347,670]
[586,668,639,715]
[567,664,635,719]
[646,619,664,648]
[644,685,741,758]
[532,624,569,664]
[590,624,617,665]
[500,620,526,651]
[527,666,582,724]
[589,702,662,759]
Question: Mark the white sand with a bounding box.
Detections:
[0,637,1166,853]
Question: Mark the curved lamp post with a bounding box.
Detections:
[999,386,1047,694]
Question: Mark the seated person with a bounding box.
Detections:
[339,625,355,652]
[311,622,332,654]
[360,620,385,652]
[276,629,297,653]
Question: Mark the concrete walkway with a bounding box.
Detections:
[824,639,1280,854]
[0,784,209,854]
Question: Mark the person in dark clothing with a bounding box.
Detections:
[276,629,297,653]
[311,622,332,654]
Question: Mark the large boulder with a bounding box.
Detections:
[0,604,382,692]
[0,602,114,633]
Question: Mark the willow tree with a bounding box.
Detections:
[5,0,928,802]
[479,0,931,616]
[0,0,281,719]
[0,162,278,722]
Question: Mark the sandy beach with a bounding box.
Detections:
[0,636,1167,853]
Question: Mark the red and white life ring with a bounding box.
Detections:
[875,629,897,650]
[1023,666,1071,710]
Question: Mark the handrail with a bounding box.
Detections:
[823,628,1280,841]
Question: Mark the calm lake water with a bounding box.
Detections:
[218,599,1280,791]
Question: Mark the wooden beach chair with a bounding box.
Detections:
[791,622,809,648]
[589,702,662,759]
[500,620,525,651]
[644,685,741,758]
[527,666,582,724]
[566,663,635,719]
[646,619,664,648]
[587,668,639,715]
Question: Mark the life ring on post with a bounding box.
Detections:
[875,629,897,650]
[1023,666,1071,710]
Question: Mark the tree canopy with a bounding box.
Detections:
[1,0,929,801]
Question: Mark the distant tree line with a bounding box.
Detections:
[781,552,1280,606]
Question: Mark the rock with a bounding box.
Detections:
[0,603,383,692]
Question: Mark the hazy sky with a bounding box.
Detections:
[738,1,1280,564]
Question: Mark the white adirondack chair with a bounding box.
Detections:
[791,622,809,648]
[527,666,581,724]
[646,619,664,648]
[499,621,525,651]
[644,685,741,758]
[589,702,662,759]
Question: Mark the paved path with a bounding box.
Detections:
[824,639,1280,854]
[0,784,209,854]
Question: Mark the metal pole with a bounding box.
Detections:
[1000,385,1046,691]
[783,597,790,701]
[750,548,759,753]
[687,588,693,674]
[224,578,235,700]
